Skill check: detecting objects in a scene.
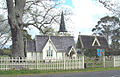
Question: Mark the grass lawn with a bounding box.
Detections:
[0,67,120,76]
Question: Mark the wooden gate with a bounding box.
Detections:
[85,57,104,68]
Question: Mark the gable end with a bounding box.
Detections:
[92,37,101,46]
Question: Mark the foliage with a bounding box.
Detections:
[92,16,120,55]
[0,49,11,56]
[84,49,98,57]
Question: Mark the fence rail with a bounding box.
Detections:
[0,57,84,70]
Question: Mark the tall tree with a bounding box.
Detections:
[92,16,120,55]
[6,0,26,57]
[110,27,120,55]
[92,16,120,43]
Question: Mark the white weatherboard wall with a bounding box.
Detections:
[42,39,57,59]
[26,52,36,60]
[57,52,65,59]
[27,52,42,60]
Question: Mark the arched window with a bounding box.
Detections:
[46,46,53,57]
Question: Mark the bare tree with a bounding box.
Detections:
[2,0,71,57]
[0,15,11,49]
[23,0,72,34]
[98,0,120,17]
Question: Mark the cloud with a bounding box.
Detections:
[71,0,111,38]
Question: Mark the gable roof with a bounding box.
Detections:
[77,35,109,49]
[26,35,75,53]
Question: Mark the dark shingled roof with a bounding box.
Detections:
[26,40,36,52]
[50,36,75,52]
[35,36,49,52]
[77,35,109,49]
[26,35,75,53]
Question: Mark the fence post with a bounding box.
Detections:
[5,57,7,70]
[103,56,105,67]
[64,57,65,70]
[82,56,84,69]
[113,56,116,67]
[36,57,38,69]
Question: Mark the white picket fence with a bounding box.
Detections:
[104,56,120,67]
[113,56,120,67]
[0,57,84,70]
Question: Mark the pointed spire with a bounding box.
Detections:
[58,11,67,33]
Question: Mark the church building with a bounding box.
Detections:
[25,12,77,60]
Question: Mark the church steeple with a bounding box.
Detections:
[58,11,67,33]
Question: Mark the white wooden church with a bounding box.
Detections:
[25,12,77,60]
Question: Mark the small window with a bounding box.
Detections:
[31,52,33,56]
[46,46,53,57]
[47,50,49,56]
[62,53,64,57]
[51,50,53,56]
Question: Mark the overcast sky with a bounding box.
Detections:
[64,0,112,40]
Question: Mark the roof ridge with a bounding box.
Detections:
[36,35,74,38]
[79,35,105,37]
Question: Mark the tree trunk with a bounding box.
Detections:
[6,0,26,57]
[11,27,24,57]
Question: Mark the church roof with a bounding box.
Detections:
[26,35,75,53]
[77,35,109,49]
[58,12,67,32]
[25,40,36,52]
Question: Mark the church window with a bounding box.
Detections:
[62,53,64,57]
[46,46,53,57]
[31,52,33,56]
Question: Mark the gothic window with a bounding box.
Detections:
[46,46,53,57]
[47,50,49,56]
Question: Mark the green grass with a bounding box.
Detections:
[0,67,120,76]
